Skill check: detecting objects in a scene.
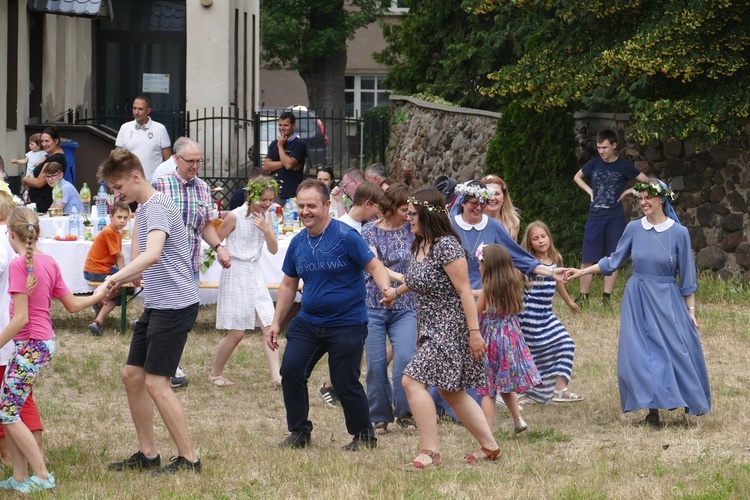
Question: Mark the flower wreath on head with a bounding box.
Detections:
[476,242,487,261]
[632,182,676,202]
[454,182,496,203]
[407,196,448,214]
[243,178,280,203]
[0,180,21,205]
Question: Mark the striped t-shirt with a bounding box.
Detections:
[137,192,199,310]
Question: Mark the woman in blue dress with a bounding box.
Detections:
[570,178,711,426]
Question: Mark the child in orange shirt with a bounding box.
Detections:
[83,201,130,335]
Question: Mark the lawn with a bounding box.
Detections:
[8,273,750,498]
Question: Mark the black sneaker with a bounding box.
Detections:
[170,366,189,388]
[317,383,339,408]
[342,435,377,451]
[574,294,589,306]
[278,432,309,449]
[108,451,161,471]
[151,456,201,476]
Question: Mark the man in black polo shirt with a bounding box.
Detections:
[262,111,307,204]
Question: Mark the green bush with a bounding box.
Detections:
[485,102,588,265]
[361,105,391,167]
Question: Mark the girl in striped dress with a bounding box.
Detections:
[518,221,584,403]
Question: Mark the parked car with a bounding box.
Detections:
[258,106,328,172]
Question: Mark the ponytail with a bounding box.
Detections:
[7,208,40,294]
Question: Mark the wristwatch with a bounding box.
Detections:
[213,243,224,251]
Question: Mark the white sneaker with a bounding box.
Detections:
[513,418,528,434]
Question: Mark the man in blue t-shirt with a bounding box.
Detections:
[574,129,648,305]
[262,111,307,204]
[267,179,394,451]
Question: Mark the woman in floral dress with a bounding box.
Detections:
[386,187,501,468]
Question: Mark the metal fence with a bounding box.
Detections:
[71,105,389,208]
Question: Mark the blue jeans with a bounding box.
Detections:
[280,316,373,439]
[364,308,417,422]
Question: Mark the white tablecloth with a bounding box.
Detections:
[36,230,299,304]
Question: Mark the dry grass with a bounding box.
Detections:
[9,275,750,499]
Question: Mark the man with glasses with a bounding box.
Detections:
[331,167,365,217]
[45,162,81,214]
[262,111,307,204]
[145,137,230,388]
[115,95,172,181]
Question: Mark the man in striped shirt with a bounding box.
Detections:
[149,137,230,387]
[96,149,202,475]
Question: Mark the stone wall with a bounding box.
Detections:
[574,112,750,281]
[388,95,500,186]
[387,98,750,280]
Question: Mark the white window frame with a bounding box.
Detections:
[387,1,408,14]
[345,75,390,117]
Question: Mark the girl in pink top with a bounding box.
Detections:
[0,208,107,494]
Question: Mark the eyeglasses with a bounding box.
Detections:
[176,154,204,167]
[338,179,355,191]
[44,173,62,179]
[637,195,659,202]
[406,211,418,218]
[464,198,486,207]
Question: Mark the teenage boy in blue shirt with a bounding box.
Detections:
[573,129,648,305]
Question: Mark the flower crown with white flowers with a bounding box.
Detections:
[407,196,448,214]
[476,243,487,261]
[454,183,496,203]
[631,182,676,202]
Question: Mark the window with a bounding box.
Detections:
[345,76,390,117]
[381,0,408,13]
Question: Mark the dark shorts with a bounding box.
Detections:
[581,217,626,263]
[125,303,199,377]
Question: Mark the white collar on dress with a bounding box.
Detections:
[641,216,674,233]
[454,214,488,231]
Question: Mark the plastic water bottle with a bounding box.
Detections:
[79,182,91,214]
[283,199,293,227]
[97,182,108,218]
[271,209,279,237]
[52,182,63,203]
[68,204,80,238]
[291,198,299,227]
[97,217,107,234]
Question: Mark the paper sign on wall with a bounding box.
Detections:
[143,73,170,94]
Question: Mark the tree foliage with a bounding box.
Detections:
[485,102,587,263]
[375,0,535,110]
[261,0,384,112]
[477,0,750,147]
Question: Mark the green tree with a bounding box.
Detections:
[485,102,588,263]
[477,0,750,147]
[261,0,383,114]
[375,0,535,110]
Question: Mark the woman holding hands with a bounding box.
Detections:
[384,187,501,468]
[568,178,711,426]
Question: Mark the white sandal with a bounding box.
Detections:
[552,387,583,402]
[209,375,234,387]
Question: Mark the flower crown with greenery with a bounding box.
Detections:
[454,183,496,203]
[243,178,279,203]
[631,182,676,202]
[408,196,448,214]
